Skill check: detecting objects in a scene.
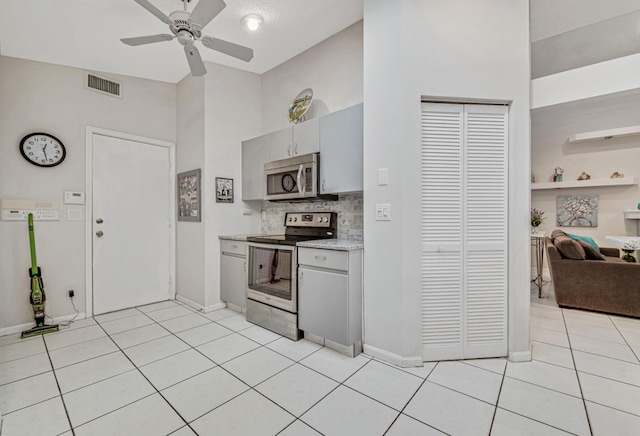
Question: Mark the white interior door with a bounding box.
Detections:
[92,133,172,315]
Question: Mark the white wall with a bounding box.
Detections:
[261,21,363,133]
[363,0,531,363]
[203,63,262,309]
[175,74,206,307]
[531,91,640,248]
[0,56,176,331]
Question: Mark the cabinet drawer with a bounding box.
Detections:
[220,240,246,256]
[298,248,348,271]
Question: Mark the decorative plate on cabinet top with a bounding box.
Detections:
[288,88,313,124]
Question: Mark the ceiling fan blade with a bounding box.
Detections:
[121,34,175,46]
[190,0,226,28]
[184,44,207,76]
[201,36,254,62]
[134,0,172,25]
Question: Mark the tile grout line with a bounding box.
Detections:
[487,362,507,435]
[42,335,76,436]
[561,308,594,436]
[380,362,441,436]
[91,313,201,435]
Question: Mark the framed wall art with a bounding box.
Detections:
[556,194,598,227]
[177,169,201,222]
[216,177,234,203]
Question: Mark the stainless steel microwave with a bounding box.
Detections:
[264,153,337,201]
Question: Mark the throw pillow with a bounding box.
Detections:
[567,233,600,251]
[553,235,586,260]
[551,229,567,241]
[577,240,605,260]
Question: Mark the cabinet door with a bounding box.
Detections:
[319,104,363,194]
[220,254,246,309]
[292,117,320,156]
[242,136,270,201]
[298,266,349,345]
[267,128,293,161]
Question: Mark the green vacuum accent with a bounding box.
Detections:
[21,213,59,339]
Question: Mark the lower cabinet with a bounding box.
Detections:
[298,247,363,349]
[220,240,247,309]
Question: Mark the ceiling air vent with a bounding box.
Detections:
[84,72,122,98]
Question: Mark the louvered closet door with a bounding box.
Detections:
[421,103,508,361]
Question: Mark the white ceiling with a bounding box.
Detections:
[0,0,363,83]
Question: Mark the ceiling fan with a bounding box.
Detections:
[121,0,254,76]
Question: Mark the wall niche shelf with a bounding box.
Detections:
[531,177,638,190]
[569,125,640,143]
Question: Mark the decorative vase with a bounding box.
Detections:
[531,226,539,234]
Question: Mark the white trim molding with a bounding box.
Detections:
[176,294,225,313]
[363,344,423,368]
[0,312,88,337]
[508,349,532,363]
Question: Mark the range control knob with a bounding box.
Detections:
[322,217,329,223]
[294,217,297,222]
[288,217,292,222]
[317,217,322,223]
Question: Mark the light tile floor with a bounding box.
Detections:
[1,289,639,436]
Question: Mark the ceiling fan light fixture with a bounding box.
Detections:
[242,14,263,31]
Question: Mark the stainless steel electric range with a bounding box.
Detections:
[245,212,337,340]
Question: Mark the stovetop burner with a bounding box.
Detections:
[247,212,337,246]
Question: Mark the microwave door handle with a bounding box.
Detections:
[297,164,304,197]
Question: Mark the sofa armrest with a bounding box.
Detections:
[600,247,620,257]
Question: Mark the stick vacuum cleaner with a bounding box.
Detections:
[21,213,59,338]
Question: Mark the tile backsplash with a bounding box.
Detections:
[261,193,363,241]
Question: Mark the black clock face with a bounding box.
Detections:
[20,133,66,167]
[282,174,296,192]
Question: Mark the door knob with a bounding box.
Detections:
[96,231,104,237]
[96,218,103,224]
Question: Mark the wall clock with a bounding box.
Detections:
[19,133,66,167]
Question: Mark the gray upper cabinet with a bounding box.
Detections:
[319,103,363,194]
[266,128,294,161]
[292,117,320,157]
[269,118,320,161]
[241,135,270,201]
[241,103,363,200]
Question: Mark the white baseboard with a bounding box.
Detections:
[0,312,87,337]
[176,295,225,313]
[363,344,423,368]
[508,349,532,363]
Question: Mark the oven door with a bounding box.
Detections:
[247,242,297,312]
[264,155,318,201]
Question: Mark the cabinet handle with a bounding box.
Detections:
[288,144,291,156]
[231,244,238,249]
[243,261,246,272]
[299,270,304,284]
[294,143,298,155]
[315,255,327,261]
[322,179,325,192]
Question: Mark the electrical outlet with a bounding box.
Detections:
[68,289,75,299]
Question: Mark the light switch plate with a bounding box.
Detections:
[67,209,83,221]
[375,203,391,221]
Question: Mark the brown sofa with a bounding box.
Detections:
[545,232,640,318]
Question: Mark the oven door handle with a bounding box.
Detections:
[297,164,304,197]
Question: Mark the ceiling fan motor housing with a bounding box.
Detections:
[169,10,202,38]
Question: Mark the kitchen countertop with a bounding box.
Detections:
[297,239,364,251]
[218,234,263,241]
